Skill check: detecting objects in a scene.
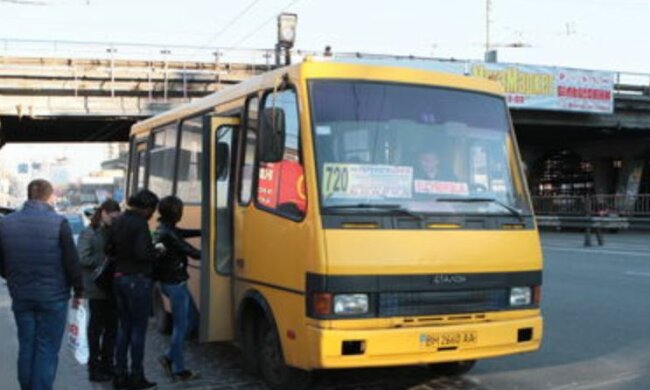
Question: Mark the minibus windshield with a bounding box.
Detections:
[309,80,531,215]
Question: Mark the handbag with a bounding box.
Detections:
[92,257,115,292]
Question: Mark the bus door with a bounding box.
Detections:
[199,115,239,342]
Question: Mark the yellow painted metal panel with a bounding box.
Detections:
[307,315,542,369]
[324,230,543,275]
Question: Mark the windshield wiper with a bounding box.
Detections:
[436,197,526,222]
[322,203,424,221]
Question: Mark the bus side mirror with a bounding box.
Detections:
[259,107,286,163]
[216,142,229,180]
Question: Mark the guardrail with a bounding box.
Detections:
[533,194,650,216]
[1,38,649,96]
[536,215,630,246]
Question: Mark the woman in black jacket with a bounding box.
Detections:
[154,195,201,382]
[77,199,120,382]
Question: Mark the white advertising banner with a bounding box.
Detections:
[469,63,615,113]
[334,56,615,114]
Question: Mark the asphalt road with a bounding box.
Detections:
[0,231,649,390]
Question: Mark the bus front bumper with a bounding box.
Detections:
[306,315,542,369]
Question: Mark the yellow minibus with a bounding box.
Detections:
[128,59,543,389]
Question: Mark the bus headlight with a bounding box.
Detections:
[510,287,532,306]
[334,294,369,315]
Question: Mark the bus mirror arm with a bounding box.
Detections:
[259,107,286,163]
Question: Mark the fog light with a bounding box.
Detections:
[341,340,365,355]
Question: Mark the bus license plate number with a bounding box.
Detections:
[420,331,477,348]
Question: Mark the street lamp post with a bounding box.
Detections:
[160,49,171,102]
[275,13,297,66]
[106,46,117,98]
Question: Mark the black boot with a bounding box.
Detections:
[101,363,116,378]
[129,374,157,390]
[89,368,113,382]
[112,374,130,390]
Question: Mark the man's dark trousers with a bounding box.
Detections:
[114,274,153,379]
[12,298,68,390]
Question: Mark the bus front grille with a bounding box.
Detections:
[378,289,509,317]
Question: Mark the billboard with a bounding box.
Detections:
[334,56,615,114]
[469,63,614,113]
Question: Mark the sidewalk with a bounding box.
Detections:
[0,283,482,390]
[0,282,264,390]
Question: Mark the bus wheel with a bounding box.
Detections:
[240,313,260,376]
[153,287,172,335]
[428,360,476,376]
[258,319,311,390]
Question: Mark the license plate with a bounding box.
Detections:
[419,331,478,349]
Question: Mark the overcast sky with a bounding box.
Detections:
[0,144,110,179]
[0,0,647,73]
[0,0,647,181]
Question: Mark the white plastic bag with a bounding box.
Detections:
[66,303,89,365]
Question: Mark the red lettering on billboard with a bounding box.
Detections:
[557,86,611,101]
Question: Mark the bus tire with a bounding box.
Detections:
[258,318,310,390]
[240,311,260,376]
[428,360,476,376]
[153,286,172,335]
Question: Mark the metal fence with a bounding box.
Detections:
[533,194,650,216]
[0,38,649,96]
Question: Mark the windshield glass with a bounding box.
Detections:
[310,80,531,215]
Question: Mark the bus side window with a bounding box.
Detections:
[239,96,259,205]
[130,140,148,195]
[127,137,137,195]
[148,123,177,197]
[177,116,203,204]
[216,126,235,275]
[137,150,147,191]
[256,88,306,219]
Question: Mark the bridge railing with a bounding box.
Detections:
[533,194,650,216]
[0,38,282,66]
[615,72,650,97]
[0,38,648,110]
[2,38,648,92]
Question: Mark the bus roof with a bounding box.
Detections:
[131,60,504,137]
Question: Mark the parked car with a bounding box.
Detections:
[64,213,85,245]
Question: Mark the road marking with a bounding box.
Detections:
[543,246,650,258]
[624,271,650,277]
[550,370,643,390]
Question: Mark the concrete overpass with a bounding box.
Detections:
[0,43,270,146]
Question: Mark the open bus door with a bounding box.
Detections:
[199,114,239,342]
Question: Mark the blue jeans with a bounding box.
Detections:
[113,274,152,378]
[12,298,68,390]
[161,282,198,374]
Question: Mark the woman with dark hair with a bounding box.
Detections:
[77,199,121,382]
[154,195,201,382]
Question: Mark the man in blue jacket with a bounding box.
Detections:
[0,179,84,390]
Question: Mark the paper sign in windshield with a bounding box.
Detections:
[322,163,413,199]
[414,180,469,196]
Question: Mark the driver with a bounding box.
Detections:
[415,150,457,181]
